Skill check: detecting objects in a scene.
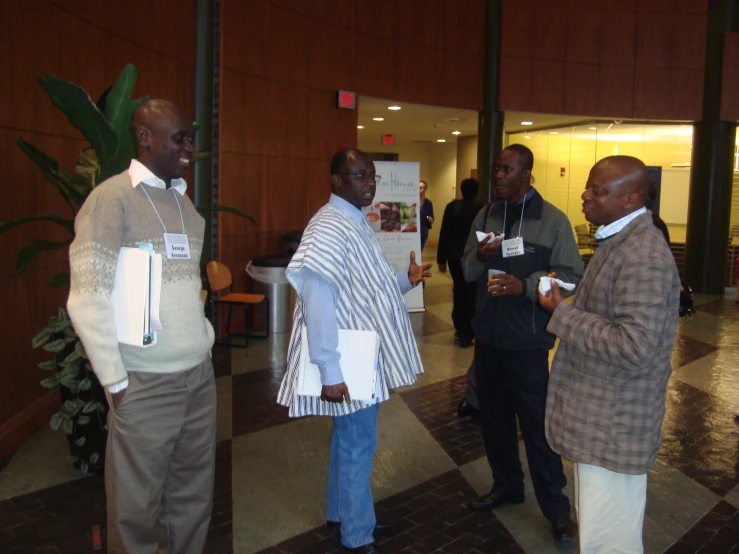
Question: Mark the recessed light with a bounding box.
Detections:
[373,117,384,122]
[452,131,461,135]
[525,134,530,139]
[388,106,401,111]
[357,125,364,129]
[550,131,559,135]
[521,121,533,126]
[589,127,597,130]
[437,139,446,143]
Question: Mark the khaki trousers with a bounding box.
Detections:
[105,357,216,554]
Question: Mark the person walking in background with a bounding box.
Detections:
[277,148,430,553]
[437,178,486,348]
[67,99,217,553]
[539,155,680,553]
[462,144,582,544]
[419,180,434,251]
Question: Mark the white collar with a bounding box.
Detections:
[593,207,647,240]
[128,159,187,196]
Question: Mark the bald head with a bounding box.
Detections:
[594,155,649,201]
[582,155,649,226]
[131,99,194,184]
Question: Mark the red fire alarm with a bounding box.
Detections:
[337,90,356,110]
[560,167,566,177]
[381,135,395,146]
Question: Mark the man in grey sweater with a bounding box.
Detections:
[68,99,216,553]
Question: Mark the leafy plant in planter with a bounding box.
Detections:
[33,309,107,474]
[3,64,255,474]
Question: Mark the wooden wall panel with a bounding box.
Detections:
[637,0,708,14]
[219,153,265,237]
[307,90,357,161]
[306,159,331,219]
[262,3,313,87]
[500,0,707,119]
[309,19,357,93]
[263,157,308,233]
[501,1,533,59]
[222,0,266,75]
[395,0,442,48]
[1,0,196,449]
[721,33,739,121]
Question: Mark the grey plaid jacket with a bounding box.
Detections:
[545,213,680,475]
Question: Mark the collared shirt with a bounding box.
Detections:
[594,207,647,240]
[128,159,187,196]
[107,161,189,395]
[303,194,414,385]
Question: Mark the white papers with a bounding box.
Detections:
[109,245,162,347]
[538,276,576,295]
[476,231,504,242]
[296,326,380,401]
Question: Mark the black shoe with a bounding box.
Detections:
[468,491,525,511]
[327,521,393,538]
[457,398,480,419]
[551,516,577,543]
[342,543,383,553]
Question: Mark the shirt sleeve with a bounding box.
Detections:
[301,269,344,386]
[396,271,413,295]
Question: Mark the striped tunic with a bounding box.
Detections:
[277,204,423,417]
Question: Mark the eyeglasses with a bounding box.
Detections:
[345,172,381,183]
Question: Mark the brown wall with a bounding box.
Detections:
[500,0,708,120]
[721,32,739,121]
[0,0,196,458]
[218,0,486,287]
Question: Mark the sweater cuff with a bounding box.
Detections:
[107,378,129,393]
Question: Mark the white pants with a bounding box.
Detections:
[575,463,647,554]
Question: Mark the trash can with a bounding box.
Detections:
[246,255,296,334]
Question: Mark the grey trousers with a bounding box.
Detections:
[105,357,216,554]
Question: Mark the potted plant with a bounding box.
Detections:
[3,64,254,474]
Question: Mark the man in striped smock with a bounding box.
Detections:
[277,148,430,553]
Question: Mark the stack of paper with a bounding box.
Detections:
[109,244,163,348]
[297,326,380,401]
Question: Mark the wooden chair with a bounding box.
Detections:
[575,223,596,253]
[206,261,266,348]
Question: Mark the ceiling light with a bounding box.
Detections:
[525,134,530,139]
[550,131,559,135]
[388,106,401,111]
[452,131,461,135]
[373,117,384,122]
[357,125,364,129]
[437,139,446,143]
[589,127,597,130]
[521,121,533,126]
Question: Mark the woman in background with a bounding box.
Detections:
[419,180,434,251]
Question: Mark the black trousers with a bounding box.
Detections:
[474,340,571,521]
[448,260,477,340]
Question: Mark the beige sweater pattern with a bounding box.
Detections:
[67,171,215,387]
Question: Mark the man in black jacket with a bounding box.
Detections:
[438,178,486,347]
[462,144,582,544]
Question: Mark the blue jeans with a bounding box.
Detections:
[326,402,380,548]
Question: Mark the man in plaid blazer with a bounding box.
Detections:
[538,155,680,554]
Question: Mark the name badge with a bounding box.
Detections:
[502,236,525,258]
[164,233,191,260]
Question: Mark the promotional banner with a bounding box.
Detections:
[364,162,424,311]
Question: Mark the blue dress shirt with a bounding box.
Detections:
[303,194,414,385]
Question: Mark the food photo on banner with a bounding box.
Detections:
[364,161,424,311]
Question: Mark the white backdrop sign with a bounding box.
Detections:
[364,162,424,311]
